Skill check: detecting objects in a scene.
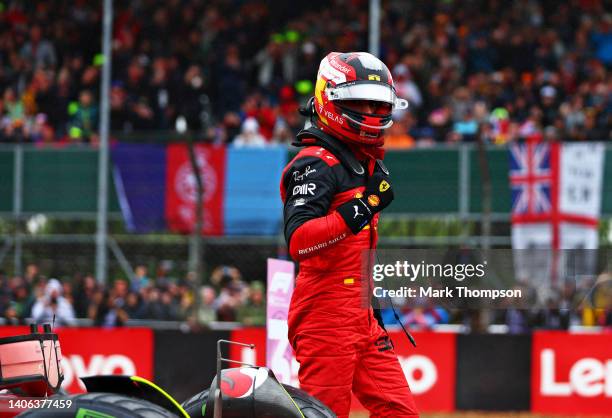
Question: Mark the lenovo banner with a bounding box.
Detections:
[532,331,612,416]
[230,328,456,413]
[0,327,153,394]
[351,331,456,413]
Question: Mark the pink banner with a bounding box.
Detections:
[266,258,297,385]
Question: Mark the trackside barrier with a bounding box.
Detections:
[532,331,612,416]
[227,327,612,415]
[456,334,531,411]
[0,326,609,414]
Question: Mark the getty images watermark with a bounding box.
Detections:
[371,259,524,300]
[363,249,611,310]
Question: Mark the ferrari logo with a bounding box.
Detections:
[368,74,381,81]
[379,180,390,192]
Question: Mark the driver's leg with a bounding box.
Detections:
[293,328,357,418]
[352,321,419,417]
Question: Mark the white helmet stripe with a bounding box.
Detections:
[318,57,347,84]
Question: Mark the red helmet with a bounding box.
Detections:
[313,52,408,146]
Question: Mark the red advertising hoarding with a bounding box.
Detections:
[165,143,226,235]
[230,328,456,413]
[230,327,267,368]
[0,327,153,394]
[532,331,612,416]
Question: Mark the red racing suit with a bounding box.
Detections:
[280,144,418,418]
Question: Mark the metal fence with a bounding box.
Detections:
[1,142,611,282]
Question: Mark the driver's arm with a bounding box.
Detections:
[282,156,351,262]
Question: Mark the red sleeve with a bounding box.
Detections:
[288,211,350,262]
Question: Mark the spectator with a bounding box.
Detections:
[237,281,266,326]
[140,288,179,321]
[270,119,293,145]
[231,117,267,148]
[89,290,128,327]
[131,265,150,292]
[31,278,76,326]
[0,0,609,144]
[124,292,146,319]
[20,25,57,69]
[141,288,164,320]
[12,284,34,320]
[214,269,247,322]
[159,291,181,321]
[532,297,571,330]
[384,113,415,149]
[154,261,174,290]
[73,274,97,318]
[4,303,20,325]
[23,263,41,289]
[254,37,296,94]
[217,45,247,116]
[505,309,531,334]
[393,64,422,110]
[196,286,217,324]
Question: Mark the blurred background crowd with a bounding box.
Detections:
[0,0,610,331]
[0,263,266,327]
[0,0,609,147]
[2,262,610,331]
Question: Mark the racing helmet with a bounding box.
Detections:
[313,52,408,146]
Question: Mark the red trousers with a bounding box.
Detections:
[292,309,419,418]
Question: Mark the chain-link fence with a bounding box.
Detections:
[1,142,611,332]
[2,143,612,280]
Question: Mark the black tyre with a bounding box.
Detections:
[181,388,209,417]
[181,385,335,418]
[18,392,178,417]
[283,385,336,418]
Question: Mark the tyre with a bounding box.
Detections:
[181,389,209,417]
[18,392,178,417]
[181,385,335,418]
[283,385,336,418]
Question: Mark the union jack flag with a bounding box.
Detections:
[509,142,553,216]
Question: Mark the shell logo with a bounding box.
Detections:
[367,195,380,207]
[220,368,269,398]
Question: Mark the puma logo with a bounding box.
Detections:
[353,205,363,218]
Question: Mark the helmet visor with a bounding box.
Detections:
[326,82,409,110]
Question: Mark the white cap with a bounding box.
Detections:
[45,279,63,296]
[242,117,259,134]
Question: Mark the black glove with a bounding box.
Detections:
[337,171,394,234]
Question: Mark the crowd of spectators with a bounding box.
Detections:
[1,262,610,331]
[0,0,609,147]
[0,263,266,327]
[379,271,612,333]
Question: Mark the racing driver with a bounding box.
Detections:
[280,52,418,417]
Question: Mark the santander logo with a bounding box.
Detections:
[540,349,612,397]
[329,57,351,74]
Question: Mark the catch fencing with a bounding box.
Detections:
[1,143,611,281]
